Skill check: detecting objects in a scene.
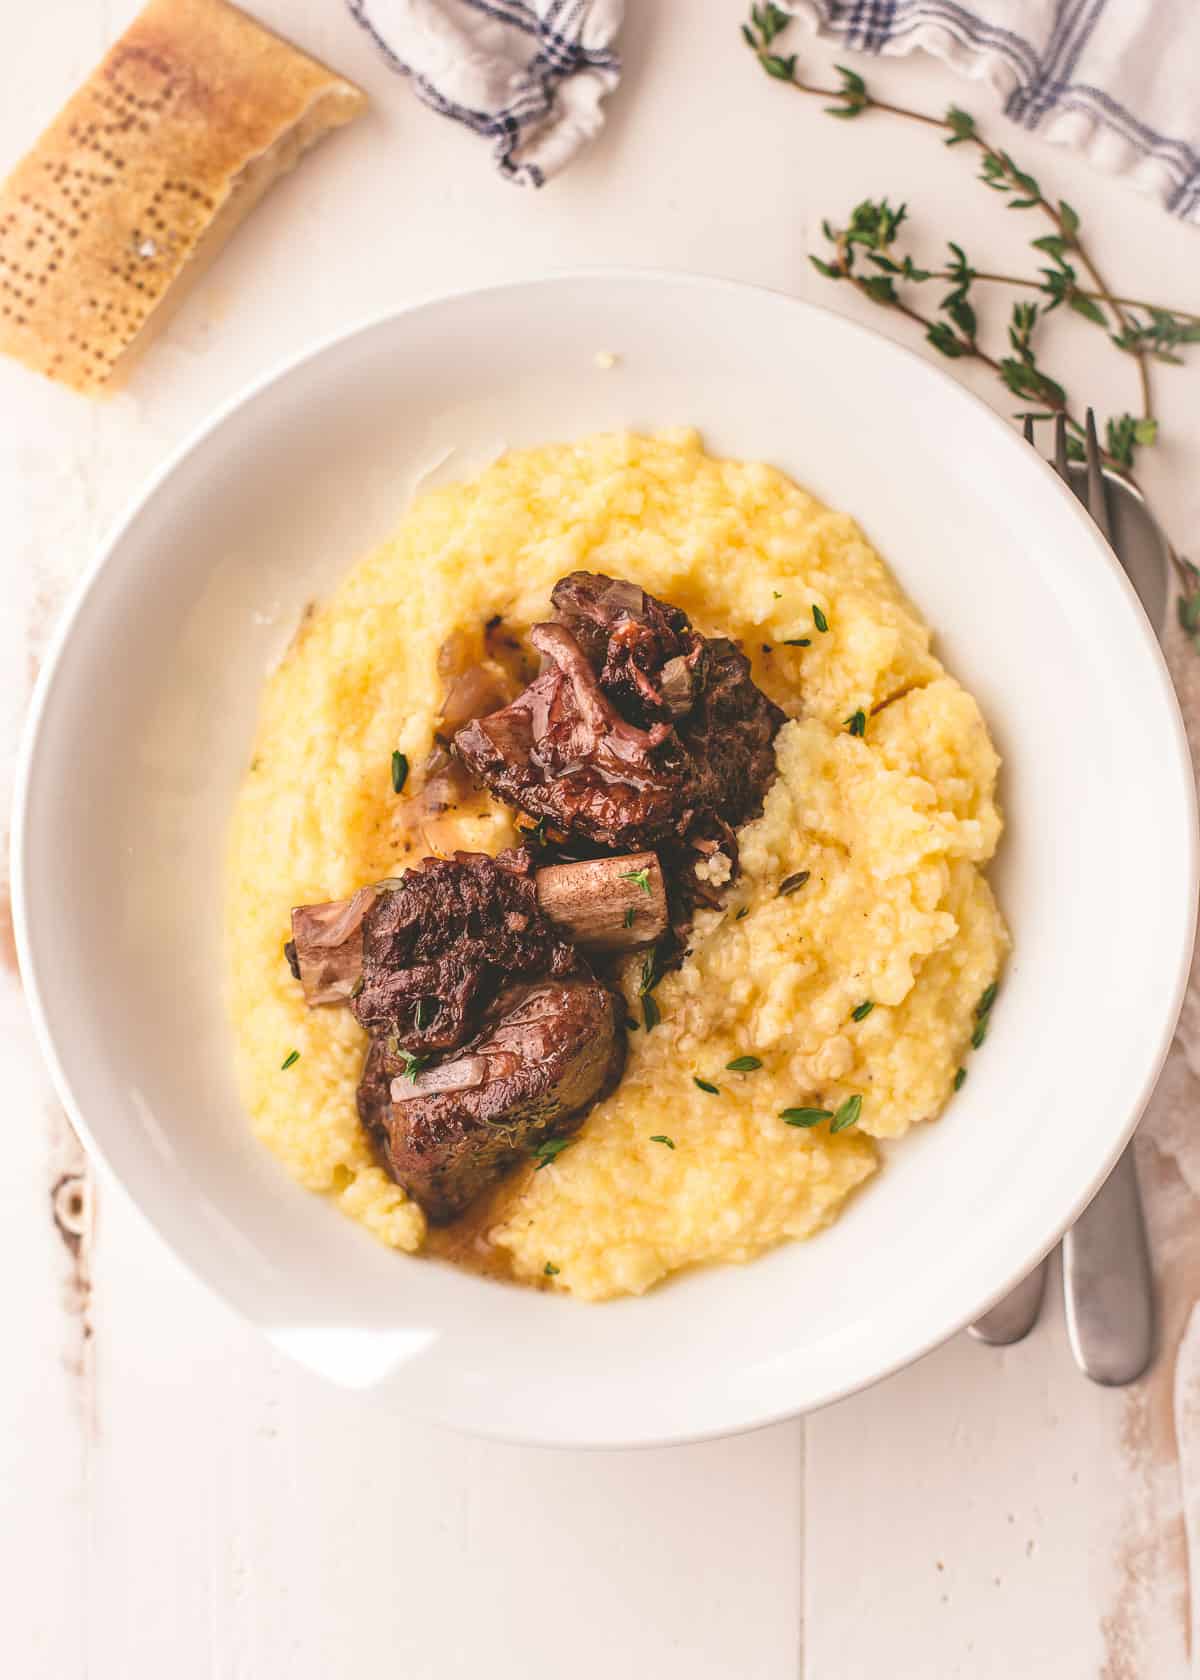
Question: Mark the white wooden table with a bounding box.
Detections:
[5,4,1200,1674]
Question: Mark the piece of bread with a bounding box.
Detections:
[0,0,366,394]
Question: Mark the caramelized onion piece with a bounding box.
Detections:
[438,664,520,735]
[659,655,694,715]
[391,1056,490,1100]
[289,888,378,1005]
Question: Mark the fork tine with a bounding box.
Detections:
[1023,414,1035,445]
[1084,408,1113,542]
[1053,412,1069,481]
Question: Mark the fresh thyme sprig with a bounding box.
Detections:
[742,3,1199,597]
[812,196,1170,472]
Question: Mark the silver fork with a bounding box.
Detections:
[969,412,1155,1376]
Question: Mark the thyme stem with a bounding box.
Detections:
[746,33,1158,419]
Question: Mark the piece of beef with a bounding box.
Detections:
[452,573,785,873]
[346,846,574,1055]
[287,852,668,1008]
[349,849,575,1054]
[676,634,784,839]
[454,623,686,852]
[551,572,706,725]
[358,975,625,1222]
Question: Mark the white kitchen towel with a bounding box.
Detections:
[785,0,1200,224]
[348,0,623,186]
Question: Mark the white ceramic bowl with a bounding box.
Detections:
[14,272,1197,1448]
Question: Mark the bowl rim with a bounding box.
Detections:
[12,267,1199,1447]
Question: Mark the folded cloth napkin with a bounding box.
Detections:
[348,0,622,186]
[786,0,1200,224]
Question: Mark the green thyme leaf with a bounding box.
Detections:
[281,1049,300,1070]
[620,866,652,894]
[396,1048,431,1082]
[862,274,898,305]
[835,64,867,97]
[781,1107,832,1127]
[926,321,967,359]
[779,870,811,896]
[623,906,635,928]
[639,948,662,995]
[759,3,791,45]
[650,1135,676,1149]
[532,1136,574,1170]
[1031,234,1068,261]
[694,1077,720,1095]
[976,982,998,1018]
[783,637,812,646]
[762,52,796,81]
[1069,291,1107,327]
[971,1017,989,1050]
[944,105,976,145]
[812,603,829,632]
[735,906,750,920]
[851,1000,875,1022]
[954,1066,967,1091]
[544,1261,560,1276]
[830,1094,863,1133]
[390,750,409,794]
[726,1055,763,1073]
[1058,200,1080,241]
[809,256,843,279]
[643,993,661,1031]
[846,709,867,737]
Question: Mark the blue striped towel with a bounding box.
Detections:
[787,1,1200,224]
[348,0,623,187]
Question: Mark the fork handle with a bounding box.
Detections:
[1063,1144,1154,1385]
[967,1258,1048,1346]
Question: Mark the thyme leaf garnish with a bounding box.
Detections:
[830,1094,863,1133]
[781,1106,832,1127]
[532,1136,574,1170]
[396,1048,430,1082]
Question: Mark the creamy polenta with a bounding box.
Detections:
[225,429,1007,1299]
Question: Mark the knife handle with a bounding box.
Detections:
[1063,1144,1154,1385]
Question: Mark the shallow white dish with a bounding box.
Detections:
[14,271,1197,1448]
